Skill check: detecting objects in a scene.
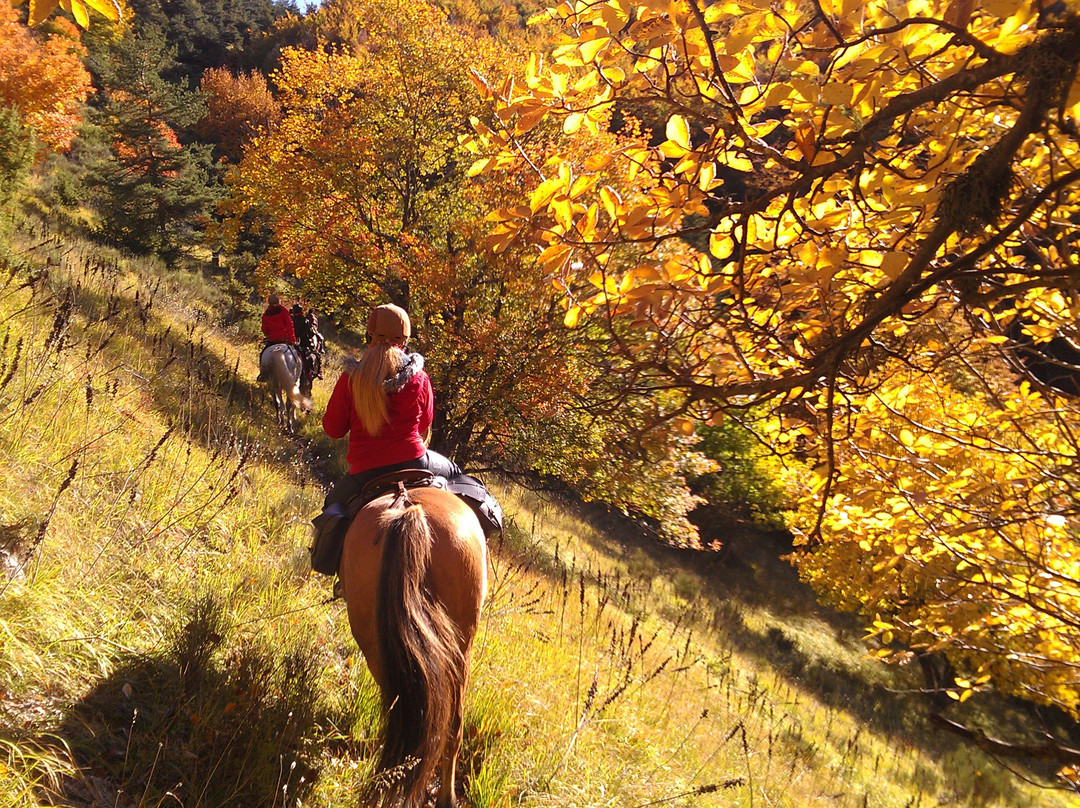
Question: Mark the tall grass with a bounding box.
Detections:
[467,485,1076,808]
[0,212,1074,808]
[0,216,342,807]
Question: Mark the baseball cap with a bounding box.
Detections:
[367,303,411,343]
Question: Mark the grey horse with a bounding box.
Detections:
[260,344,312,432]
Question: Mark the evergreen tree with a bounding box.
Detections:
[86,28,219,256]
[125,0,296,86]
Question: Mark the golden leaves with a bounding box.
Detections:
[793,122,816,163]
[24,0,121,27]
[599,185,622,220]
[792,364,1080,713]
[819,82,852,107]
[877,251,908,281]
[467,158,491,177]
[579,35,611,63]
[709,231,734,260]
[665,113,690,151]
[469,6,1080,718]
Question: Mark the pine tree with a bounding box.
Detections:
[86,27,219,256]
[125,0,295,86]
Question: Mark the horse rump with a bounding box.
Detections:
[262,345,312,428]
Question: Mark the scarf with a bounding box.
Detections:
[342,351,425,393]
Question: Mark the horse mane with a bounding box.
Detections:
[373,504,465,808]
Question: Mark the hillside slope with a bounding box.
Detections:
[0,214,1074,807]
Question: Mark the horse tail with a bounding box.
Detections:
[286,384,313,413]
[375,504,464,808]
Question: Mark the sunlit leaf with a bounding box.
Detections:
[666,114,691,150]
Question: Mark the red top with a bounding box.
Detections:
[323,368,433,474]
[261,305,296,344]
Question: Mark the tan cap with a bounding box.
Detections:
[367,303,411,344]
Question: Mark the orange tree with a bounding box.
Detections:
[196,68,281,164]
[469,0,1080,768]
[0,3,93,154]
[222,0,711,540]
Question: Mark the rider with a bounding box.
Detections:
[310,303,461,576]
[262,293,296,347]
[305,309,326,379]
[289,302,306,341]
[258,294,297,382]
[289,303,326,383]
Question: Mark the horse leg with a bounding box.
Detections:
[436,642,473,808]
[278,388,291,429]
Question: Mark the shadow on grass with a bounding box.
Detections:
[34,596,322,808]
[499,492,1065,801]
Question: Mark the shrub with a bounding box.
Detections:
[693,417,794,530]
[0,106,34,205]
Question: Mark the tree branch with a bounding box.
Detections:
[930,712,1080,765]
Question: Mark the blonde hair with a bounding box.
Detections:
[349,343,407,435]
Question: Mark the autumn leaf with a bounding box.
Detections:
[25,0,120,27]
[666,114,690,150]
[469,0,1080,736]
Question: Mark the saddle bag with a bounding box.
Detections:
[310,502,349,575]
[446,474,504,538]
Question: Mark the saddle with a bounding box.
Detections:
[346,468,446,513]
[310,470,504,577]
[261,342,299,364]
[348,469,502,538]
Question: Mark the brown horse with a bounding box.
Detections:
[339,486,488,808]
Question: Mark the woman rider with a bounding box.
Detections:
[310,303,462,575]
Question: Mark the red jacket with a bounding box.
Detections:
[323,367,433,474]
[261,305,296,344]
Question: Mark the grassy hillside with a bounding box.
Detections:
[0,211,1075,808]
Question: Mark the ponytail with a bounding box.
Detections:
[349,343,407,435]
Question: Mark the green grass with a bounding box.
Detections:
[0,210,1076,808]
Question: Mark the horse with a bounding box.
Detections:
[259,344,312,431]
[339,486,488,808]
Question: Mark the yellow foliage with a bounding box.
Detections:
[20,0,120,27]
[791,365,1080,716]
[469,0,1080,725]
